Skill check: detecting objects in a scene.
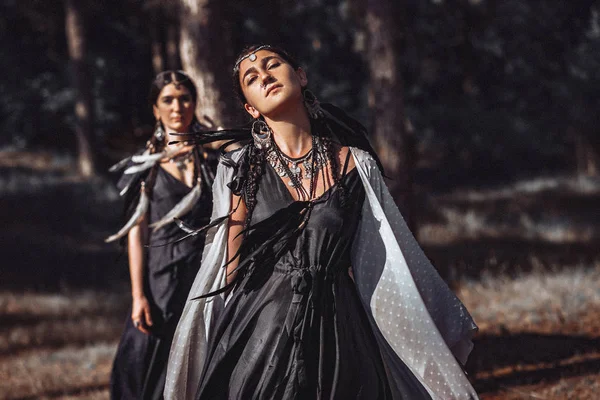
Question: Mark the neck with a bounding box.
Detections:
[263,108,312,157]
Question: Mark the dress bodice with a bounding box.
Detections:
[249,162,365,276]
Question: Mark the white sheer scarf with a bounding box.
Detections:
[164,146,479,399]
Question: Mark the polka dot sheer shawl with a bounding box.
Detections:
[164,147,479,400]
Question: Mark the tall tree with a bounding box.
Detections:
[64,0,96,177]
[149,4,182,75]
[365,0,415,231]
[178,0,241,128]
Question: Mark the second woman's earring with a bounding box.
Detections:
[303,89,325,119]
[251,119,272,150]
[154,121,165,142]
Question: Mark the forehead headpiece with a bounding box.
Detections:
[156,70,190,89]
[233,45,275,72]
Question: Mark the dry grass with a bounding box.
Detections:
[0,291,128,356]
[0,343,115,400]
[458,263,600,399]
[458,263,600,335]
[0,291,127,400]
[2,266,600,399]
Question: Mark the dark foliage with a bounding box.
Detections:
[1,0,599,189]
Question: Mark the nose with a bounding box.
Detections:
[259,71,275,88]
[172,98,182,111]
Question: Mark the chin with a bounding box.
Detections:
[263,93,303,118]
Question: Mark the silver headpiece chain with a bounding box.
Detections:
[233,45,275,71]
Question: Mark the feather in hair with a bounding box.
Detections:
[105,185,150,243]
[192,201,311,300]
[131,145,183,163]
[148,196,243,248]
[124,160,156,174]
[131,152,164,163]
[174,218,197,234]
[149,178,203,232]
[109,156,133,172]
[119,180,133,196]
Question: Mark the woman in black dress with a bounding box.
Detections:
[107,70,217,400]
[165,47,479,399]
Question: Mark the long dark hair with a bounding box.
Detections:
[231,45,346,230]
[122,70,202,228]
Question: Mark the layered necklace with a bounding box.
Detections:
[266,135,329,191]
[169,149,194,171]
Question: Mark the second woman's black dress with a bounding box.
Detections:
[111,161,214,400]
[195,159,427,399]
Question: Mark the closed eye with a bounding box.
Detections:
[246,76,257,85]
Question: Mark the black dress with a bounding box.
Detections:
[111,161,214,400]
[195,162,393,399]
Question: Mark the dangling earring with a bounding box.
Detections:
[303,89,325,120]
[251,119,272,150]
[154,120,165,142]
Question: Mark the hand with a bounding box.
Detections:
[131,295,154,335]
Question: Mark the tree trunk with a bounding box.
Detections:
[178,0,240,128]
[573,128,600,176]
[149,8,165,75]
[65,0,96,177]
[166,23,181,71]
[366,0,415,231]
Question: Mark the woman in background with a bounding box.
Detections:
[107,70,217,400]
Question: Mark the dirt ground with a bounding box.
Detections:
[2,266,600,400]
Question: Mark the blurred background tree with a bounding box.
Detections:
[2,0,598,183]
[1,0,599,248]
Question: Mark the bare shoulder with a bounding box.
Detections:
[332,143,356,173]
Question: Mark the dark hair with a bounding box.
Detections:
[122,71,202,234]
[230,46,349,230]
[232,45,301,104]
[149,70,198,107]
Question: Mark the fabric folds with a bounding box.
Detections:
[164,147,479,400]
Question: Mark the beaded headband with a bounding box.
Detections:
[233,45,275,72]
[155,70,192,89]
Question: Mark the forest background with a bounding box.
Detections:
[1,0,600,399]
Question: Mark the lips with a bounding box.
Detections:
[265,84,282,97]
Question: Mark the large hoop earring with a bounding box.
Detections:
[251,119,272,150]
[303,89,325,120]
[154,120,165,142]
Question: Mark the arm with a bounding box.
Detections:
[127,215,153,334]
[226,193,247,285]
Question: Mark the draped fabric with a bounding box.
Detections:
[165,147,478,400]
[111,154,216,400]
[350,147,478,399]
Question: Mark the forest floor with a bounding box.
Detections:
[1,151,599,399]
[2,266,600,400]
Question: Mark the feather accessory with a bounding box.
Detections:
[108,155,133,172]
[149,178,203,232]
[131,145,183,163]
[105,183,150,243]
[124,160,156,174]
[192,200,312,300]
[174,218,198,234]
[131,152,164,163]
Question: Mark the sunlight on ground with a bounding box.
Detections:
[1,267,599,399]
